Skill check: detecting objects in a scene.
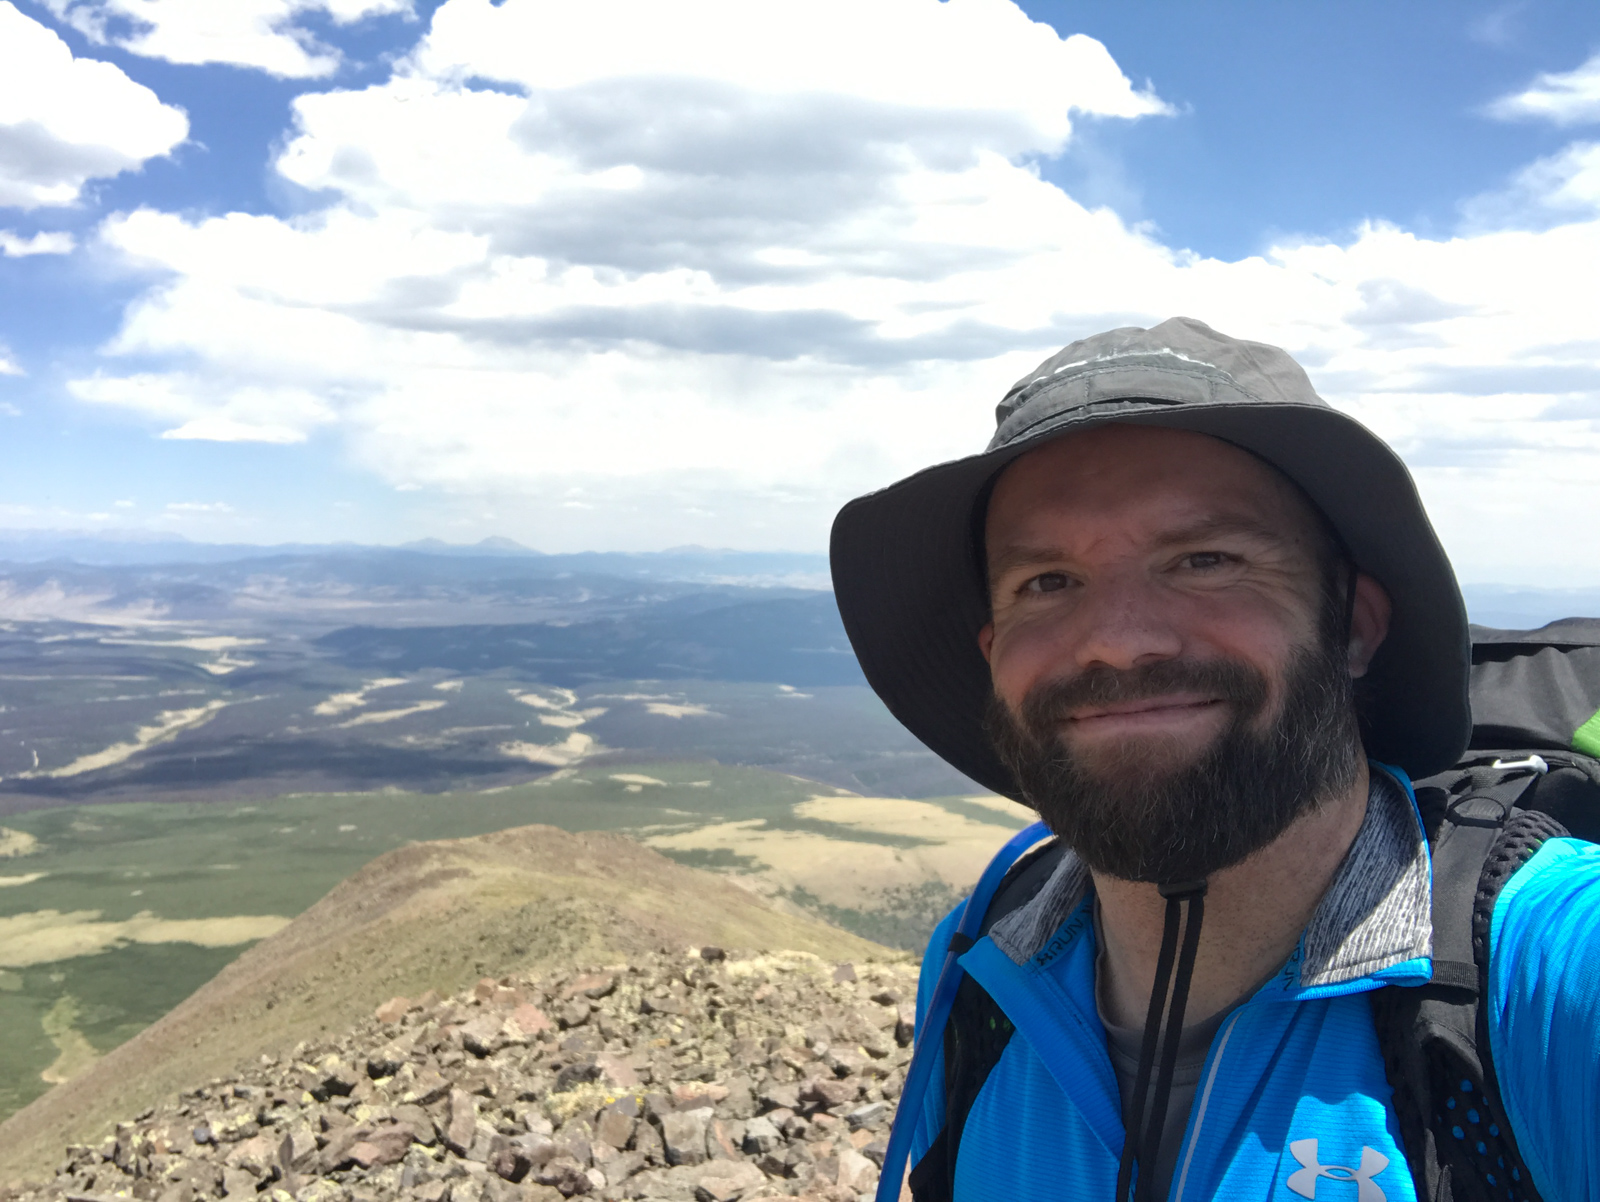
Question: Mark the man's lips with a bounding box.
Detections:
[1065,695,1225,724]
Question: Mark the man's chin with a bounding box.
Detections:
[1056,728,1217,784]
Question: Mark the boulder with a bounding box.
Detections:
[459,1014,507,1058]
[442,1089,478,1155]
[594,1108,635,1152]
[509,1004,553,1038]
[798,1078,857,1109]
[563,974,616,1001]
[658,1108,711,1167]
[531,1155,591,1196]
[558,1001,591,1030]
[835,1147,878,1193]
[692,1159,765,1202]
[740,1117,780,1156]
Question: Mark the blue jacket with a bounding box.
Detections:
[910,767,1600,1200]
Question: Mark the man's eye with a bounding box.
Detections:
[1023,572,1071,594]
[1183,551,1230,571]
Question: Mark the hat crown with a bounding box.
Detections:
[993,316,1326,448]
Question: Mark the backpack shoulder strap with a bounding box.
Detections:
[1371,768,1566,1202]
[908,837,1065,1201]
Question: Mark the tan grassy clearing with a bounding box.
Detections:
[960,793,1035,818]
[644,702,718,718]
[512,687,579,710]
[312,677,407,717]
[499,733,599,767]
[643,794,1034,912]
[198,652,256,675]
[18,700,228,779]
[795,794,1032,831]
[537,707,608,729]
[0,910,291,968]
[336,700,447,728]
[39,996,99,1085]
[0,828,39,858]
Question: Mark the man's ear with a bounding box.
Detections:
[1347,572,1392,678]
[978,621,994,665]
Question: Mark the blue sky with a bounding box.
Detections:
[2,0,1600,581]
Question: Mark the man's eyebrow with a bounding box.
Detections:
[1147,513,1288,548]
[986,544,1069,585]
[986,513,1290,583]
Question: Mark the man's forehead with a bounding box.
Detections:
[984,424,1318,551]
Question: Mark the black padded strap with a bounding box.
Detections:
[1372,784,1567,1202]
[1470,809,1568,965]
[1426,960,1479,992]
[909,838,1061,1200]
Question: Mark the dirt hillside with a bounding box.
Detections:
[0,826,896,1183]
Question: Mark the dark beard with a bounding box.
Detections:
[984,635,1362,884]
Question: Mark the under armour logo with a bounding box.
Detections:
[1286,1139,1388,1202]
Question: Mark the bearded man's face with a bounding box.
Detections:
[977,425,1379,883]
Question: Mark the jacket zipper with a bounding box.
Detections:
[1170,1007,1244,1201]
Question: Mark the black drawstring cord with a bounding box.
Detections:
[1116,893,1183,1201]
[1114,879,1208,1202]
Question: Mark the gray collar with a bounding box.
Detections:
[989,770,1432,989]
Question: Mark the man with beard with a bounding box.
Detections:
[830,318,1600,1202]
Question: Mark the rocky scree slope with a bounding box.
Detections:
[5,948,919,1202]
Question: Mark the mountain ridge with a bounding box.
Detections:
[0,824,896,1184]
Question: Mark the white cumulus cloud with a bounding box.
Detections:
[1488,51,1600,126]
[65,0,1600,580]
[0,1,187,208]
[1459,141,1600,230]
[0,228,74,255]
[70,369,335,443]
[82,0,1176,500]
[34,0,413,78]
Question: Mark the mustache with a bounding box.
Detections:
[1014,658,1268,738]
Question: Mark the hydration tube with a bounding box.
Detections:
[873,820,1051,1202]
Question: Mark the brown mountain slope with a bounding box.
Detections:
[0,826,896,1183]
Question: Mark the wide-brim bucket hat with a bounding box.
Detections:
[830,316,1470,798]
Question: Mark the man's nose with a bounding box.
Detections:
[1067,576,1183,672]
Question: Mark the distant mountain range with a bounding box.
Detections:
[0,530,830,588]
[2,529,1596,628]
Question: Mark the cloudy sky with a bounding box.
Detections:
[2,0,1600,581]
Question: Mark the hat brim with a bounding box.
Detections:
[829,400,1471,798]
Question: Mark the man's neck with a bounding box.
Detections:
[1091,761,1373,1030]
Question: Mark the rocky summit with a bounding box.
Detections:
[5,948,919,1202]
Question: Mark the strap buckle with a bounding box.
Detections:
[1491,754,1549,775]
